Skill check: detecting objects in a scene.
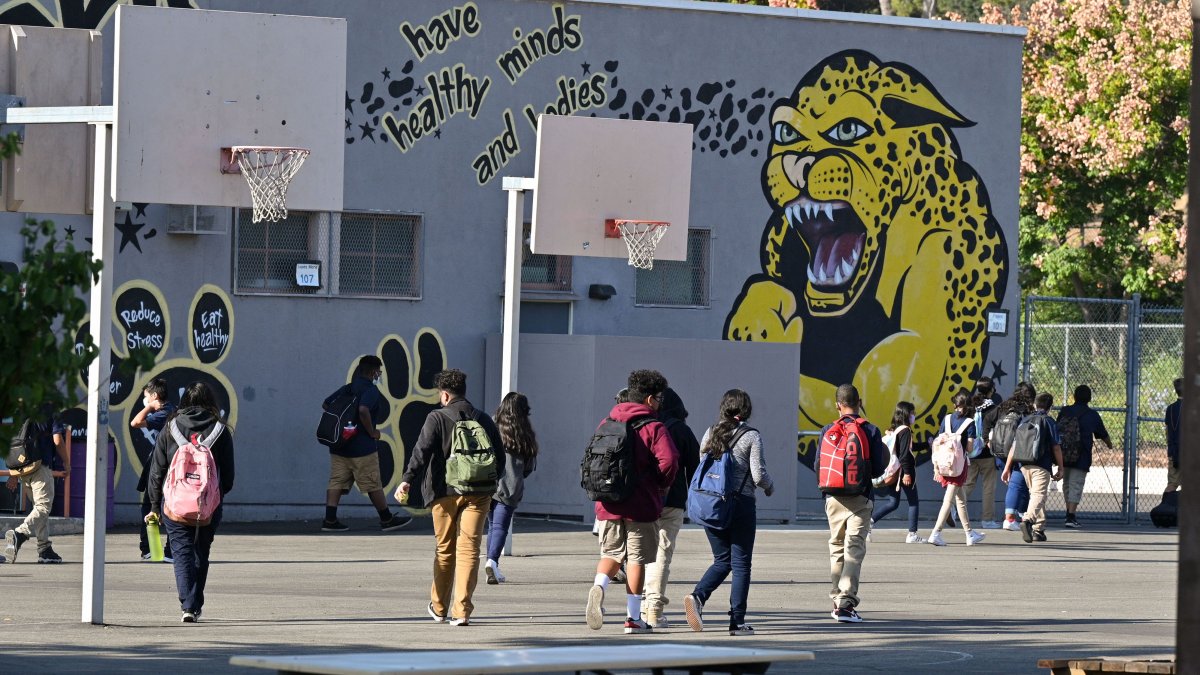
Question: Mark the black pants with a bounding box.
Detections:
[163,505,222,613]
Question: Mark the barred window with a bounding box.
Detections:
[520,223,572,292]
[234,210,422,299]
[634,228,711,307]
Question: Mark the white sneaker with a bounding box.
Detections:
[865,530,872,543]
[905,532,927,544]
[484,559,506,584]
[981,520,1002,529]
[585,585,605,630]
[927,531,946,546]
[1003,519,1021,531]
[966,530,986,546]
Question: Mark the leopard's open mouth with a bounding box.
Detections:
[783,196,866,290]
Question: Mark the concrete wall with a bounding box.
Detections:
[0,0,1024,522]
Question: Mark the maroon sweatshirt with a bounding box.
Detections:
[593,402,680,523]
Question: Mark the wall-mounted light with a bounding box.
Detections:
[588,284,616,300]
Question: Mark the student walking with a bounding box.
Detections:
[818,384,887,623]
[1056,384,1112,528]
[991,382,1036,530]
[1002,392,1064,543]
[926,390,987,547]
[683,389,773,636]
[584,369,679,634]
[961,379,1001,529]
[1165,377,1183,492]
[642,387,700,629]
[485,392,538,585]
[398,369,504,626]
[869,401,923,543]
[4,407,70,564]
[145,382,235,622]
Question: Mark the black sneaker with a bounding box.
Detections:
[1064,515,1081,529]
[1019,520,1034,543]
[140,552,152,561]
[836,606,863,623]
[4,529,28,562]
[321,519,350,532]
[1034,530,1048,542]
[37,547,63,564]
[380,513,412,532]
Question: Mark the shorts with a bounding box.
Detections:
[1062,466,1087,504]
[598,518,658,566]
[327,453,382,493]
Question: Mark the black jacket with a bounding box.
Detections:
[659,388,701,510]
[401,398,504,507]
[147,407,235,514]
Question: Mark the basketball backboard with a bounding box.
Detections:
[530,115,691,262]
[0,25,101,215]
[112,5,346,212]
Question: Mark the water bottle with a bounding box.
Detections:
[146,513,164,562]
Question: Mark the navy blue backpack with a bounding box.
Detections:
[687,426,754,530]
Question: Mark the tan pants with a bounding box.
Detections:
[1021,465,1052,534]
[825,494,872,609]
[932,483,972,533]
[1165,464,1181,493]
[963,459,998,521]
[642,506,685,619]
[15,463,54,549]
[430,493,491,620]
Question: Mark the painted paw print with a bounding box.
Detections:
[343,329,448,506]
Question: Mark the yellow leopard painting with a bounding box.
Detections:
[725,50,1008,465]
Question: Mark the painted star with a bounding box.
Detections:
[708,109,718,120]
[381,67,392,81]
[581,62,591,75]
[345,92,354,113]
[359,122,376,142]
[64,225,76,240]
[415,85,426,96]
[434,129,442,139]
[115,212,144,254]
[346,119,351,130]
[989,360,1009,387]
[662,86,673,99]
[133,203,148,218]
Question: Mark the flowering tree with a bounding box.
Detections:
[979,0,1190,303]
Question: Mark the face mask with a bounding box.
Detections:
[372,375,382,385]
[142,395,151,409]
[908,414,916,425]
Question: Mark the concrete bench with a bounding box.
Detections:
[1038,658,1176,674]
[230,643,814,674]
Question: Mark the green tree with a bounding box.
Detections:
[979,0,1189,305]
[0,133,102,451]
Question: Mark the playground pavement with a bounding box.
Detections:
[0,516,1178,674]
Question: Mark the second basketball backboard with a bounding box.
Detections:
[530,115,692,262]
[112,5,346,212]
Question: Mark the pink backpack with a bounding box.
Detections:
[163,421,223,526]
[931,415,972,478]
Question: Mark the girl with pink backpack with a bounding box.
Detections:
[869,402,925,543]
[145,382,236,623]
[926,389,986,547]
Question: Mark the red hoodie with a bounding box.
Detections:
[594,402,680,523]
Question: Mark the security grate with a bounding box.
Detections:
[521,222,572,291]
[234,210,327,295]
[337,212,422,299]
[634,228,710,307]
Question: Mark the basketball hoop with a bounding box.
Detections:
[221,146,310,223]
[605,219,670,270]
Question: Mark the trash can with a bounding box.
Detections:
[66,439,116,526]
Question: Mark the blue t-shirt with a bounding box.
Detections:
[337,376,387,458]
[144,402,177,432]
[1056,403,1109,471]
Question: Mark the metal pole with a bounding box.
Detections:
[82,121,114,624]
[1022,296,1033,383]
[1126,294,1141,524]
[1178,3,1200,658]
[1062,325,1070,404]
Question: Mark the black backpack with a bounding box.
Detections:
[989,409,1024,460]
[1057,414,1082,465]
[1009,414,1043,464]
[1150,491,1178,528]
[581,416,654,503]
[5,418,42,472]
[316,384,360,451]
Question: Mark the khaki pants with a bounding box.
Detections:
[963,459,998,521]
[1165,464,1181,493]
[932,483,972,533]
[1021,465,1052,534]
[430,493,491,620]
[642,506,685,619]
[16,463,54,550]
[825,494,872,609]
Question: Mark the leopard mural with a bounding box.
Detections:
[725,50,1008,468]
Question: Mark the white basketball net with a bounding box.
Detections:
[233,147,310,223]
[616,221,669,270]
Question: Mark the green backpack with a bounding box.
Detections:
[443,412,498,494]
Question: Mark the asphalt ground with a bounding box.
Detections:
[0,516,1178,674]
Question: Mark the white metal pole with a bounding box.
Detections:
[82,121,114,624]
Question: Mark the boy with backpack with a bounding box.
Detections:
[1056,385,1112,528]
[583,369,679,634]
[397,369,503,627]
[4,407,69,564]
[1000,392,1064,543]
[818,384,888,623]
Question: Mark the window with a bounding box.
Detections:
[634,228,711,307]
[234,210,422,299]
[520,223,572,292]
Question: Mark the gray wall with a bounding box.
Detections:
[0,0,1024,522]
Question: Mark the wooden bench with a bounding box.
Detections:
[1038,658,1176,674]
[230,643,814,675]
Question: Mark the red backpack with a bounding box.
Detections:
[818,416,871,496]
[163,421,224,526]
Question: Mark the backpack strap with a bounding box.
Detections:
[169,420,188,447]
[198,422,225,448]
[727,425,757,495]
[943,415,953,434]
[955,417,974,436]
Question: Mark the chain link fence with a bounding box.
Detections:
[1021,295,1181,523]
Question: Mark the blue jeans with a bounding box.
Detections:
[1004,466,1030,515]
[163,505,222,614]
[691,495,756,627]
[871,481,920,532]
[487,500,516,562]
